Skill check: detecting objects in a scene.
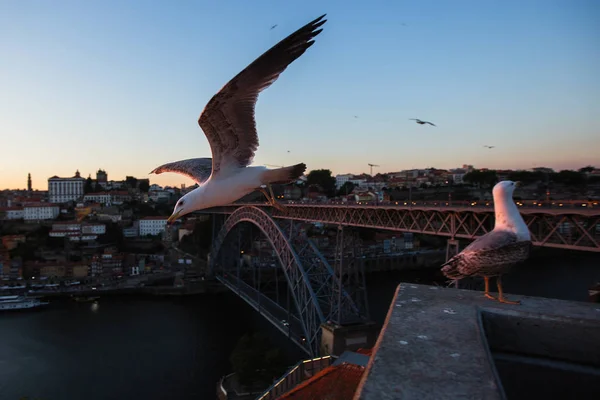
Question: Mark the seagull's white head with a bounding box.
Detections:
[492,180,529,239]
[492,180,520,202]
[167,187,207,224]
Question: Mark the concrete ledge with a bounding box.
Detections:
[354,283,600,400]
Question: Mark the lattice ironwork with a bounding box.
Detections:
[209,206,369,356]
[206,205,600,252]
[332,226,369,325]
[278,220,369,326]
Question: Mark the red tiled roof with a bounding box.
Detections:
[278,362,366,400]
[355,348,373,356]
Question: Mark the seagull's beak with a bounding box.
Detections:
[514,181,522,188]
[167,210,182,224]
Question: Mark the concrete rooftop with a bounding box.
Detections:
[354,282,600,400]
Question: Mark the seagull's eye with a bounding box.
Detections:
[179,200,184,207]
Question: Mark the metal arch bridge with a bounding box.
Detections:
[206,202,600,356]
[207,202,600,253]
[209,206,369,357]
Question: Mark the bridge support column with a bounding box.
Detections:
[446,239,459,261]
[320,321,378,356]
[446,239,460,288]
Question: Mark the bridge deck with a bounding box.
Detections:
[204,203,600,252]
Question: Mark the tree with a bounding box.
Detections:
[84,177,94,194]
[138,179,150,193]
[306,169,336,197]
[179,218,212,256]
[463,169,498,187]
[578,166,595,174]
[553,170,585,186]
[229,332,286,387]
[125,176,138,189]
[507,170,545,185]
[336,181,355,197]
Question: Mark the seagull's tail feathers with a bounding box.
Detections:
[263,163,307,185]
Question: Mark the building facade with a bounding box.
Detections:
[139,217,168,237]
[0,207,24,220]
[48,170,85,203]
[23,203,60,221]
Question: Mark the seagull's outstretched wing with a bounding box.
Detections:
[150,158,213,184]
[426,121,436,126]
[198,14,327,176]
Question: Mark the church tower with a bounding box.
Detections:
[27,173,32,192]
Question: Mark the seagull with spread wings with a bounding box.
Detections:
[410,118,436,126]
[151,15,327,223]
[440,181,532,304]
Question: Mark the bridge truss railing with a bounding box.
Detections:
[206,204,600,253]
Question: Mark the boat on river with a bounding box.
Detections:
[72,296,100,303]
[0,295,49,311]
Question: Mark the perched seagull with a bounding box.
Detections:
[440,181,532,304]
[270,24,278,30]
[150,15,327,223]
[410,118,436,126]
[484,145,495,149]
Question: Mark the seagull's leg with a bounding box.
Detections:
[496,276,520,305]
[267,184,286,212]
[484,276,497,300]
[258,188,272,205]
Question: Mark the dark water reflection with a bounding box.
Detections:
[1,249,598,399]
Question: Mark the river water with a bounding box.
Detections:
[1,249,599,400]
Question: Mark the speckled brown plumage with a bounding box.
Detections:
[441,231,532,280]
[198,14,327,174]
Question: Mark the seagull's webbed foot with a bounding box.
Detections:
[483,276,497,300]
[258,188,272,205]
[496,276,521,305]
[267,184,286,213]
[259,186,286,212]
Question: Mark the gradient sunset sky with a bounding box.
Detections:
[1,0,598,190]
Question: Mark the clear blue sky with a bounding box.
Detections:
[1,0,598,189]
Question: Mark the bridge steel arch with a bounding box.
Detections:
[209,206,330,356]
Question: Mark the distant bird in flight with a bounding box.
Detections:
[410,118,436,126]
[441,181,531,304]
[270,24,278,30]
[354,115,359,119]
[150,14,327,222]
[484,145,495,149]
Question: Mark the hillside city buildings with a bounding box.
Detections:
[1,165,599,282]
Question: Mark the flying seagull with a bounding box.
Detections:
[410,118,436,126]
[440,181,531,304]
[150,14,327,223]
[270,24,278,30]
[484,145,495,149]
